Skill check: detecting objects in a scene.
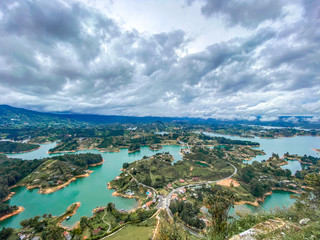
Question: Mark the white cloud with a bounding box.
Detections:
[0,0,319,119]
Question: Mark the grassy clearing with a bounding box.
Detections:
[108,217,157,240]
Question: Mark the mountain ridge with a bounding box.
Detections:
[0,104,319,127]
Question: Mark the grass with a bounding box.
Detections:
[108,217,157,240]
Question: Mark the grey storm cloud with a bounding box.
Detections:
[189,0,287,28]
[0,0,319,119]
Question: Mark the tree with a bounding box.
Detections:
[205,186,236,234]
[250,179,264,197]
[122,162,129,169]
[285,169,292,177]
[0,227,13,240]
[107,202,115,212]
[143,174,152,186]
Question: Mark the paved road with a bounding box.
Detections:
[164,162,238,237]
[126,154,238,238]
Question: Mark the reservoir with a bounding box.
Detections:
[203,132,320,173]
[2,133,319,229]
[2,145,183,229]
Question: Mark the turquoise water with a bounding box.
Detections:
[2,132,318,229]
[204,132,320,173]
[1,145,184,229]
[230,190,297,216]
[6,142,57,160]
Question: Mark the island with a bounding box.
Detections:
[0,141,40,154]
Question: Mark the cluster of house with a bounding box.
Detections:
[18,234,40,240]
[278,180,298,189]
[171,187,187,201]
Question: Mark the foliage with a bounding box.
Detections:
[0,141,39,154]
[170,200,205,229]
[205,185,236,234]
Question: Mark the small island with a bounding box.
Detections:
[19,153,103,194]
[0,141,40,154]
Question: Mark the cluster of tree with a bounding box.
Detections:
[198,133,259,146]
[301,155,320,165]
[142,174,166,188]
[170,200,205,229]
[1,214,65,240]
[0,156,45,201]
[213,136,259,146]
[238,162,292,197]
[0,141,39,153]
[75,202,156,239]
[0,203,18,218]
[128,143,140,152]
[49,137,79,153]
[52,153,103,167]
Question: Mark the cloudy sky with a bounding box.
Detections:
[0,0,319,119]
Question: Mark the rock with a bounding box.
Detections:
[299,218,310,225]
[229,218,287,240]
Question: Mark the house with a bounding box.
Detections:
[145,201,154,207]
[115,176,121,180]
[167,183,172,189]
[146,190,153,197]
[171,193,178,200]
[125,189,134,196]
[192,177,199,181]
[182,197,187,201]
[179,179,185,183]
[63,231,72,240]
[178,188,186,194]
[92,227,102,235]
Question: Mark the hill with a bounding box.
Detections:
[0,105,319,128]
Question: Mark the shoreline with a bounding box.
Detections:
[58,202,81,230]
[108,182,142,208]
[0,206,24,222]
[2,145,41,155]
[26,171,94,194]
[88,158,105,167]
[1,192,16,203]
[48,143,184,155]
[235,200,259,207]
[236,188,300,207]
[128,148,141,153]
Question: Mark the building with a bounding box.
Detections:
[178,188,186,194]
[63,231,72,240]
[171,193,178,200]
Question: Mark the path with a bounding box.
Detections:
[102,210,112,233]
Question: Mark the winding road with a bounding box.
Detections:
[164,162,238,237]
[119,150,238,238]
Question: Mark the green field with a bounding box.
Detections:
[108,218,156,240]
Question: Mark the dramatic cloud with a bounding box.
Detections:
[0,0,319,119]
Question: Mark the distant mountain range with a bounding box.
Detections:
[0,104,319,128]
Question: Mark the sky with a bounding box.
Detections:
[0,0,319,120]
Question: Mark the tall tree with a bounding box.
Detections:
[205,185,236,235]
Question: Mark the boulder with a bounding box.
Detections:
[299,218,310,225]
